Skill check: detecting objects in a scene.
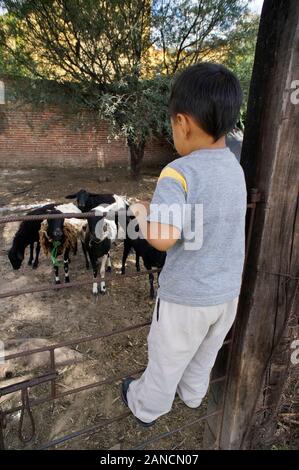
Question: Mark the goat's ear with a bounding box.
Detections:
[65,193,77,199]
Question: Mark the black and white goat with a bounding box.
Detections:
[81,196,127,295]
[8,204,55,270]
[121,213,166,298]
[39,203,85,284]
[65,189,116,213]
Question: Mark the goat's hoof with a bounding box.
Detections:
[121,269,125,275]
[65,277,70,283]
[32,263,38,270]
[100,281,106,294]
[28,260,32,266]
[136,266,141,272]
[106,266,112,273]
[92,283,98,295]
[55,280,61,285]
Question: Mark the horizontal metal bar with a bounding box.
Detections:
[0,269,160,300]
[132,409,223,450]
[0,201,256,225]
[1,323,230,363]
[37,411,132,450]
[37,408,222,450]
[3,367,144,417]
[0,211,98,224]
[0,372,58,396]
[3,373,227,418]
[0,320,151,362]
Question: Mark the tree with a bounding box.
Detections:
[223,13,260,125]
[99,75,172,177]
[0,0,253,177]
[0,11,32,75]
[152,0,251,74]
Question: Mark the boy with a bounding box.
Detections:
[121,62,247,426]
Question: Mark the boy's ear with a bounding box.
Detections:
[177,113,191,137]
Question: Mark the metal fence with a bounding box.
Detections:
[0,189,261,450]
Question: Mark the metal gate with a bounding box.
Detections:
[0,189,260,450]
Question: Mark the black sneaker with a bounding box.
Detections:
[121,377,156,428]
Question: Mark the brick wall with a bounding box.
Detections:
[0,78,174,169]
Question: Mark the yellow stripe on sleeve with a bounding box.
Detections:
[158,167,188,193]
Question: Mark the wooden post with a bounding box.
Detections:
[217,0,299,449]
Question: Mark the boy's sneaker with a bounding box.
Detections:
[121,377,156,428]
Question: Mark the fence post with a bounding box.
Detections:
[209,0,299,449]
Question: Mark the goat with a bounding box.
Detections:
[81,197,128,295]
[82,214,117,295]
[39,203,84,284]
[121,213,166,298]
[65,189,116,213]
[8,203,55,270]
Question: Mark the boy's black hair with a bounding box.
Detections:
[169,62,243,141]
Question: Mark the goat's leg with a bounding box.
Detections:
[90,253,98,295]
[28,242,34,266]
[64,249,70,283]
[106,252,112,272]
[100,254,108,294]
[121,239,131,274]
[135,251,141,272]
[54,265,61,285]
[32,242,40,269]
[144,261,155,298]
[81,241,90,269]
[148,271,155,299]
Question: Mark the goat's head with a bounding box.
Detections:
[65,189,99,212]
[46,210,65,244]
[8,247,24,270]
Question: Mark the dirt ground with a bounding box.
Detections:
[0,167,208,450]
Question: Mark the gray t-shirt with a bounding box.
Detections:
[147,147,247,306]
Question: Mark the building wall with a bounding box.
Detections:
[0,79,174,169]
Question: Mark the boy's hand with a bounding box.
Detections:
[147,222,181,251]
[129,202,180,251]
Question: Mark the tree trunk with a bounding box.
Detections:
[216,0,299,450]
[128,138,146,179]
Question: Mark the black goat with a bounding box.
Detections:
[121,214,166,298]
[81,196,128,294]
[65,189,116,213]
[8,204,55,270]
[81,212,116,295]
[39,207,78,284]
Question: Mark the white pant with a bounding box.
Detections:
[127,296,239,423]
